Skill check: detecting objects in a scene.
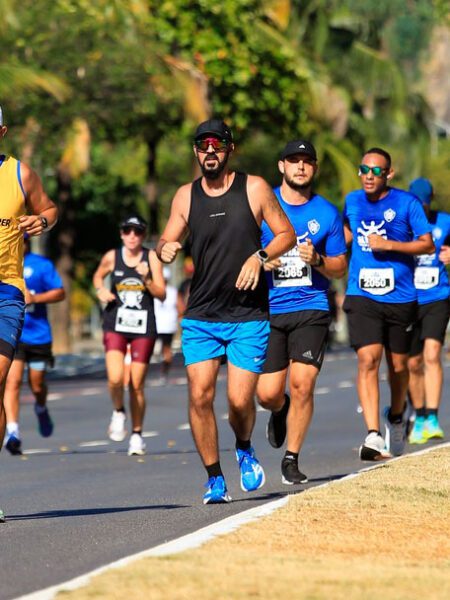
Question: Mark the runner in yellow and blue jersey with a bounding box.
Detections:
[407,178,450,443]
[0,106,58,522]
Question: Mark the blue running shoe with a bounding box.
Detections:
[236,447,265,492]
[5,433,22,455]
[203,475,232,505]
[35,405,54,438]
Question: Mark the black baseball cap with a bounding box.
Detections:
[194,119,233,143]
[120,214,147,231]
[280,140,317,161]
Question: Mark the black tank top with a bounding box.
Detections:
[185,172,268,322]
[102,248,157,337]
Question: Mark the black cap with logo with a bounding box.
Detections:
[280,140,317,161]
[120,214,147,231]
[194,119,233,143]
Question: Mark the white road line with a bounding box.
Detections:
[256,405,268,412]
[177,423,191,431]
[315,387,330,395]
[22,449,52,455]
[78,441,110,448]
[80,388,103,396]
[47,393,63,402]
[220,412,228,420]
[17,442,450,600]
[338,380,354,388]
[142,431,159,438]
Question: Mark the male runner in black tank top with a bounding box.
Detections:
[156,119,296,504]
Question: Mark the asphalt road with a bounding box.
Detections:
[1,349,449,599]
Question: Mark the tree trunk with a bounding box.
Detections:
[145,138,158,236]
[49,169,75,354]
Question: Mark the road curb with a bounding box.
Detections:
[15,442,450,600]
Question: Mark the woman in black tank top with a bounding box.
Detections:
[92,215,166,456]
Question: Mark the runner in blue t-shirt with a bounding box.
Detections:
[256,140,347,485]
[4,236,64,455]
[407,178,450,444]
[343,148,434,462]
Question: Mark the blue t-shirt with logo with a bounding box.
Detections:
[414,210,450,305]
[344,187,431,304]
[20,253,63,345]
[261,188,347,314]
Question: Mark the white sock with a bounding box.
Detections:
[7,422,20,437]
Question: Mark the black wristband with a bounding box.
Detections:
[315,254,324,267]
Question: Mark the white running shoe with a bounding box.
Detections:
[108,410,127,442]
[128,433,146,456]
[384,408,406,456]
[359,432,391,461]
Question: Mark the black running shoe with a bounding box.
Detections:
[6,434,22,455]
[281,457,308,485]
[266,393,290,449]
[35,406,54,438]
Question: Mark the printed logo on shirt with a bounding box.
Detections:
[356,220,387,252]
[432,226,443,240]
[209,212,226,218]
[302,350,314,359]
[384,209,396,223]
[24,266,33,279]
[116,277,145,309]
[308,219,320,235]
[114,270,124,276]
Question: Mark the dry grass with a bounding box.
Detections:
[58,447,450,600]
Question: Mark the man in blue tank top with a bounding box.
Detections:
[257,140,347,484]
[156,119,296,504]
[343,148,434,461]
[407,178,450,444]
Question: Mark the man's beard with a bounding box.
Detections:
[284,172,313,191]
[199,153,228,180]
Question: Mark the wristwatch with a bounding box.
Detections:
[314,254,324,267]
[254,249,269,264]
[39,216,48,230]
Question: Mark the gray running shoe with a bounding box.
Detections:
[384,408,406,456]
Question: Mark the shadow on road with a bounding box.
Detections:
[6,503,188,521]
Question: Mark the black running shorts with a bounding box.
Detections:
[343,295,417,354]
[14,342,54,368]
[262,310,331,373]
[409,299,450,357]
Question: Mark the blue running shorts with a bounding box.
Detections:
[0,284,25,360]
[181,319,270,373]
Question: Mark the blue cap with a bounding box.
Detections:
[409,178,433,205]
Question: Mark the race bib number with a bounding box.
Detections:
[272,256,312,288]
[115,307,147,334]
[414,267,439,290]
[359,268,395,296]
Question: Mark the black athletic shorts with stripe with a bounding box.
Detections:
[262,310,330,373]
[343,295,417,354]
[409,298,450,357]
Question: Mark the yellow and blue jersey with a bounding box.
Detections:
[0,154,26,294]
